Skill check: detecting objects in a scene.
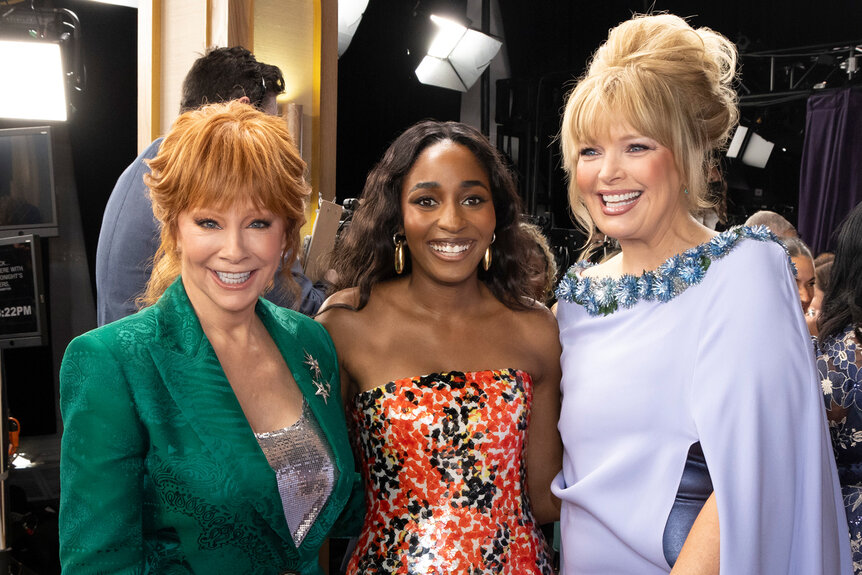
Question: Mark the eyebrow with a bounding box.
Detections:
[407,180,489,193]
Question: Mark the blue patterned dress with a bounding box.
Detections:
[820,324,862,574]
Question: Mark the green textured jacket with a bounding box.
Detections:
[59,278,362,574]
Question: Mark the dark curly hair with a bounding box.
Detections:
[179,46,285,113]
[818,201,862,341]
[331,120,536,311]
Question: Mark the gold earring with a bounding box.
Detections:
[393,233,405,274]
[482,233,496,271]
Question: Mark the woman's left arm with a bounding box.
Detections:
[525,308,563,526]
[671,493,719,575]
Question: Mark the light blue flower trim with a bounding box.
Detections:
[555,225,790,316]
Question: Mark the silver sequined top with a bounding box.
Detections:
[255,400,338,546]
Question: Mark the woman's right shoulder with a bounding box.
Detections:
[65,307,158,358]
[317,287,362,317]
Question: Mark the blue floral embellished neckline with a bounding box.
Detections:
[555,225,788,316]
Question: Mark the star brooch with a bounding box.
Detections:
[304,350,330,404]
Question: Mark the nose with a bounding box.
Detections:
[598,151,623,183]
[220,227,248,262]
[801,286,813,308]
[438,200,466,232]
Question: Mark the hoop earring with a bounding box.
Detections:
[482,233,496,272]
[393,233,406,275]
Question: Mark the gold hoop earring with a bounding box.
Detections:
[393,233,406,275]
[483,233,496,271]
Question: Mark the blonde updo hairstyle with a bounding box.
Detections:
[140,100,309,306]
[561,13,739,247]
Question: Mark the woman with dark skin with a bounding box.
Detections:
[317,120,561,574]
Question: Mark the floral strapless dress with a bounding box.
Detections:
[346,368,553,574]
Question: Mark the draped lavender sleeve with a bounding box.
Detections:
[552,230,850,575]
[689,239,849,574]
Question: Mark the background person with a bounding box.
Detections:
[808,252,835,336]
[96,46,326,326]
[60,102,360,574]
[744,209,798,238]
[521,221,559,305]
[317,120,562,574]
[784,236,816,314]
[553,13,850,574]
[818,201,862,574]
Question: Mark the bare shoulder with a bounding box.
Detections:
[503,300,560,360]
[499,301,561,385]
[315,287,361,329]
[317,287,360,314]
[516,298,560,334]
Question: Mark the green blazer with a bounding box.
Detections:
[59,278,362,575]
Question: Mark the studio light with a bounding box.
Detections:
[0,5,84,122]
[415,14,502,92]
[338,0,369,57]
[0,40,67,121]
[726,125,774,168]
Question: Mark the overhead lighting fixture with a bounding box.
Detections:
[726,125,774,168]
[0,40,67,121]
[415,14,502,92]
[338,0,369,57]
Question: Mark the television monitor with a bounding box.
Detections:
[0,126,59,238]
[0,235,47,348]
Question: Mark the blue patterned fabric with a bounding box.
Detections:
[820,324,862,573]
[556,225,786,316]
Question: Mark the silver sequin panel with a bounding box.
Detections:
[255,400,338,546]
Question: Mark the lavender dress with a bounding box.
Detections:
[551,227,851,575]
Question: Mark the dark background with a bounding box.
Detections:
[337,0,862,235]
[1,0,861,435]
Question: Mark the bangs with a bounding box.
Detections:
[151,106,308,224]
[567,70,672,152]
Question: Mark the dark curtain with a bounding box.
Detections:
[798,86,862,255]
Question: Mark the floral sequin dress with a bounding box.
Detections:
[347,368,553,574]
[820,324,862,574]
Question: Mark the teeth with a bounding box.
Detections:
[602,191,642,204]
[430,242,470,254]
[216,271,251,284]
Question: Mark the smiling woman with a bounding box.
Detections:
[174,205,287,318]
[317,120,562,574]
[58,101,363,575]
[553,13,852,575]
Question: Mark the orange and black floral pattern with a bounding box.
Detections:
[347,368,553,574]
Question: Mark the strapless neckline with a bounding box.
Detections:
[355,367,531,399]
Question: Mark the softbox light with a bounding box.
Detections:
[0,40,67,121]
[415,15,502,92]
[338,0,369,57]
[726,125,774,168]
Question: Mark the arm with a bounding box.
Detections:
[670,493,720,575]
[96,141,162,326]
[315,294,367,538]
[525,308,563,525]
[59,333,147,573]
[316,288,361,404]
[265,257,328,316]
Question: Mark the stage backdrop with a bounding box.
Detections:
[798,86,862,254]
